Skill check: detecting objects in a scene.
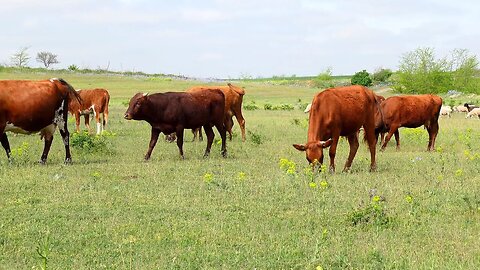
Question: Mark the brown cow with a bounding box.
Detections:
[69,88,110,134]
[0,78,81,164]
[124,90,227,160]
[293,85,379,172]
[375,94,442,151]
[187,83,246,142]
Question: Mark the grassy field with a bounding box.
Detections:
[1,70,480,269]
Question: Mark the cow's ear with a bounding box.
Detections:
[293,144,307,151]
[318,138,333,148]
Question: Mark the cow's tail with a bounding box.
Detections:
[227,83,245,95]
[56,78,82,106]
[103,91,110,127]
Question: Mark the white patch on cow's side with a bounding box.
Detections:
[5,123,33,134]
[96,123,102,135]
[90,105,96,118]
[54,100,66,131]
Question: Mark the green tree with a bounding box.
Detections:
[313,67,334,88]
[372,68,393,83]
[351,70,372,86]
[394,47,478,94]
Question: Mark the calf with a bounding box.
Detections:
[375,94,442,151]
[0,78,81,164]
[69,88,110,134]
[464,103,479,112]
[440,105,452,117]
[187,83,246,141]
[124,90,227,160]
[293,85,379,172]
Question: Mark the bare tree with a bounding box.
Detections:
[36,51,59,68]
[11,47,30,68]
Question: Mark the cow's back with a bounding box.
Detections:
[309,85,376,140]
[0,80,64,131]
[187,85,242,117]
[382,95,442,128]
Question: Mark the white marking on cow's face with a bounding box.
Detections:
[54,100,66,131]
[5,123,33,134]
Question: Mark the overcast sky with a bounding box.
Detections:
[1,0,479,78]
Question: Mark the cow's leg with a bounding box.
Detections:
[94,109,102,135]
[40,131,54,165]
[198,127,203,141]
[225,116,234,141]
[343,133,359,172]
[328,135,340,173]
[235,113,246,142]
[75,112,81,133]
[175,128,185,159]
[145,128,160,161]
[364,123,378,172]
[0,133,11,160]
[427,121,439,151]
[84,114,90,133]
[58,100,72,164]
[215,121,227,157]
[381,125,399,151]
[191,128,199,142]
[203,125,214,158]
[394,130,400,150]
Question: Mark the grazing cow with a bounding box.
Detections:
[0,78,81,164]
[440,105,452,117]
[293,85,379,172]
[375,94,442,151]
[466,108,480,119]
[464,103,479,112]
[187,83,246,142]
[68,88,110,134]
[124,90,227,160]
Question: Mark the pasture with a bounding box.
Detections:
[1,71,480,269]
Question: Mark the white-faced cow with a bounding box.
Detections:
[375,94,442,151]
[293,85,380,172]
[0,78,81,164]
[187,83,246,142]
[124,90,227,160]
[68,88,110,134]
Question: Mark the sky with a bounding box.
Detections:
[1,0,479,78]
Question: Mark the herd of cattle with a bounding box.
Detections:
[0,79,478,171]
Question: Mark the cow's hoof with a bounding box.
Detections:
[39,159,47,165]
[221,151,227,158]
[64,158,72,165]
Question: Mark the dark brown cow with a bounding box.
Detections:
[375,94,442,151]
[69,88,110,134]
[187,83,246,142]
[293,85,379,172]
[0,78,81,164]
[124,90,227,160]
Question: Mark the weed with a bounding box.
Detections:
[243,101,259,110]
[347,191,394,228]
[71,131,115,154]
[248,130,264,145]
[9,142,31,165]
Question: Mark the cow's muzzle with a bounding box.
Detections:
[124,113,132,120]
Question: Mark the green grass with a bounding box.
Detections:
[1,70,480,269]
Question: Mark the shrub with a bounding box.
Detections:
[347,192,394,228]
[68,64,79,71]
[313,68,334,89]
[243,101,259,111]
[71,131,115,153]
[264,103,273,110]
[372,68,393,83]
[272,104,294,111]
[248,130,264,145]
[351,70,373,86]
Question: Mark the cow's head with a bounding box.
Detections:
[293,138,333,164]
[124,92,148,120]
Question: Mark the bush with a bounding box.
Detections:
[372,68,393,83]
[243,101,259,111]
[313,68,334,89]
[68,64,79,71]
[264,103,273,110]
[351,70,373,86]
[273,104,294,111]
[71,131,115,153]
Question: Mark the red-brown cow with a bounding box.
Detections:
[187,83,246,142]
[69,88,110,134]
[375,94,442,151]
[124,90,227,160]
[293,85,379,172]
[0,78,81,164]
